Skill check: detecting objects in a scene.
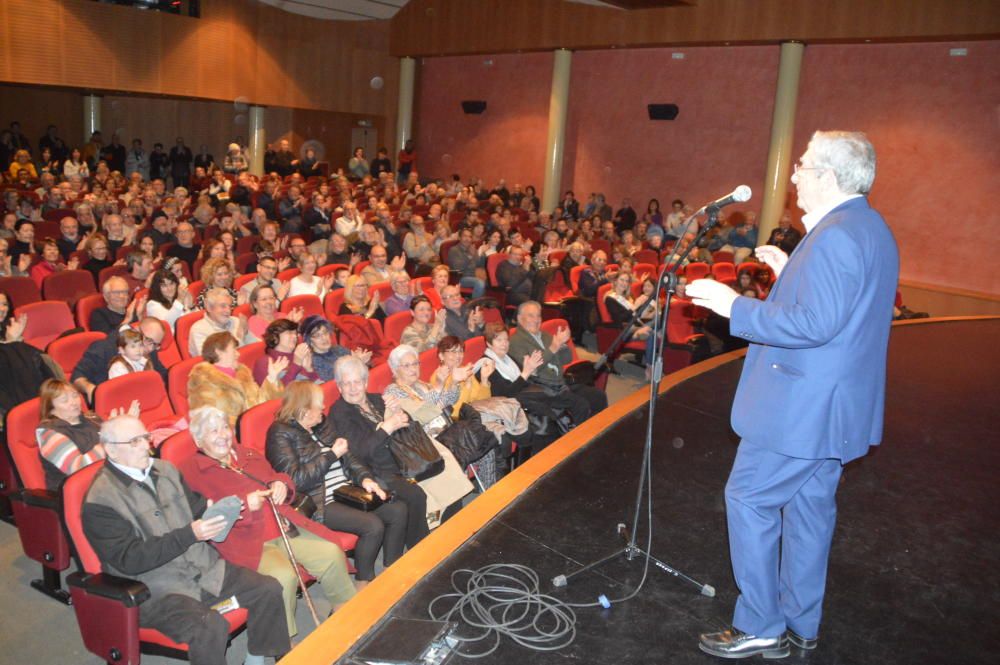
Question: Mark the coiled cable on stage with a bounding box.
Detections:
[427,563,578,657]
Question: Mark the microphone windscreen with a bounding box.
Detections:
[734,185,752,202]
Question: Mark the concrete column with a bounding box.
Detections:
[396,57,416,153]
[82,94,101,144]
[758,41,804,244]
[541,49,573,215]
[248,105,266,176]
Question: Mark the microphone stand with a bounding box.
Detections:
[593,210,699,374]
[554,208,724,599]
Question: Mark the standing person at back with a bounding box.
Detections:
[396,140,416,185]
[687,131,898,660]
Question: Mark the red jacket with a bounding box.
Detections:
[177,444,345,570]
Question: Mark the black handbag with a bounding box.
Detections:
[290,494,317,520]
[332,485,385,512]
[436,404,498,468]
[563,361,596,386]
[388,423,445,481]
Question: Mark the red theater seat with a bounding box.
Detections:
[236,399,281,455]
[0,276,42,307]
[16,300,75,350]
[41,269,95,307]
[383,311,413,345]
[94,371,176,430]
[63,461,249,664]
[75,293,105,330]
[47,331,105,377]
[6,397,73,603]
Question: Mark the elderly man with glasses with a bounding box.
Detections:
[689,131,898,659]
[82,415,290,665]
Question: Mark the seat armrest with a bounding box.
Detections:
[17,488,60,510]
[67,572,151,607]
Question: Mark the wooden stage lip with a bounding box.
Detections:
[281,315,1000,665]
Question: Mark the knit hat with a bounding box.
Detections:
[299,314,335,341]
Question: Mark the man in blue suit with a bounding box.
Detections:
[687,131,898,659]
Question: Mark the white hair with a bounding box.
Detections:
[808,130,877,195]
[189,406,230,445]
[334,355,369,384]
[387,344,419,372]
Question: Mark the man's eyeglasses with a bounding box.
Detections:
[104,433,153,446]
[793,164,825,176]
[142,336,161,350]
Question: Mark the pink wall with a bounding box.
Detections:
[795,41,1000,293]
[417,51,553,189]
[416,41,1000,293]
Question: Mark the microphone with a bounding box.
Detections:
[696,185,752,214]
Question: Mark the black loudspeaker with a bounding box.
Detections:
[647,103,679,120]
[461,100,487,114]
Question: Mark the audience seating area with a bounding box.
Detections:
[0,118,800,664]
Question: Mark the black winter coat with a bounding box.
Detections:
[264,416,374,521]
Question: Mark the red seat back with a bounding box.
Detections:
[321,380,341,410]
[277,267,300,282]
[463,336,486,365]
[323,289,346,320]
[439,239,458,265]
[595,283,614,324]
[47,331,105,377]
[418,347,440,382]
[711,250,735,264]
[237,341,266,371]
[569,265,586,293]
[352,260,370,276]
[61,462,105,573]
[236,399,281,455]
[41,269,96,308]
[6,397,43,492]
[94,371,176,429]
[712,262,736,283]
[233,272,257,292]
[16,300,76,350]
[75,293,105,331]
[186,280,206,304]
[159,429,197,467]
[548,250,567,266]
[97,265,129,289]
[0,276,42,307]
[236,235,261,255]
[167,356,202,417]
[367,362,395,394]
[541,318,580,361]
[383,311,413,345]
[634,249,659,265]
[685,262,710,280]
[174,310,205,360]
[486,253,508,287]
[280,294,323,319]
[317,262,348,278]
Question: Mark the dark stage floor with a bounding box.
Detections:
[342,319,1000,665]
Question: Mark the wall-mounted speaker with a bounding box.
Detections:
[647,103,679,120]
[461,100,487,114]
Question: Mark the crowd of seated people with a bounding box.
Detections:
[1,117,817,656]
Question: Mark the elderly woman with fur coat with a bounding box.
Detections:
[187,331,285,424]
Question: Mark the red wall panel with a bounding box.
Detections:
[415,41,1000,293]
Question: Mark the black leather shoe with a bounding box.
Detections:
[787,629,818,650]
[698,628,789,659]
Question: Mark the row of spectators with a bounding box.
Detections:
[0,118,795,659]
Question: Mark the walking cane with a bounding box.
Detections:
[217,460,324,629]
[265,494,322,629]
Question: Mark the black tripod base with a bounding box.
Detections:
[552,524,714,597]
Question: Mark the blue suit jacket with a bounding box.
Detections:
[728,197,898,462]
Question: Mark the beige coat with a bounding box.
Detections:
[186,362,282,425]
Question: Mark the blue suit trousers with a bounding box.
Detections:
[725,440,843,639]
